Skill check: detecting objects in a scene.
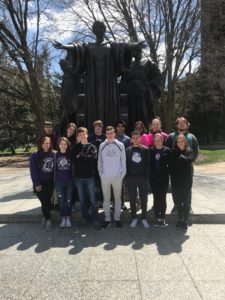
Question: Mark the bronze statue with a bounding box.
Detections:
[123,47,162,131]
[53,21,144,128]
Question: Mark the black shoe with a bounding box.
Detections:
[153,219,161,227]
[121,204,127,211]
[102,221,111,229]
[181,221,188,230]
[171,206,177,215]
[115,221,122,228]
[159,219,168,228]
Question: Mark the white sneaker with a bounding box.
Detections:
[130,218,138,228]
[142,219,150,228]
[66,217,71,228]
[60,217,66,228]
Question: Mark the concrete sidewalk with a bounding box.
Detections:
[0,167,225,299]
[0,167,225,224]
[0,223,225,299]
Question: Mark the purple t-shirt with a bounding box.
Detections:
[55,152,72,183]
[30,151,54,186]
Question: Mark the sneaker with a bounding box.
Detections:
[45,220,52,231]
[130,218,138,228]
[171,205,177,215]
[66,217,71,228]
[181,221,188,230]
[60,217,66,228]
[159,219,168,228]
[153,219,161,227]
[141,219,150,228]
[102,221,111,229]
[115,221,122,228]
[41,217,46,229]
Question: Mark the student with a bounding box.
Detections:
[72,127,99,227]
[115,120,131,149]
[40,121,58,150]
[65,122,77,149]
[30,136,54,230]
[55,137,73,228]
[148,117,168,148]
[166,117,199,214]
[134,121,150,147]
[98,126,126,229]
[65,122,78,212]
[88,120,105,208]
[169,134,194,230]
[115,120,131,211]
[88,120,105,150]
[126,131,150,228]
[149,133,170,227]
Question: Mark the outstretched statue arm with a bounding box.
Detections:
[127,41,146,51]
[53,40,75,50]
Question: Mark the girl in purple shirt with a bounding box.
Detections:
[30,136,54,230]
[55,137,73,228]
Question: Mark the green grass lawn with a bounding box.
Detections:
[0,146,36,156]
[196,149,225,165]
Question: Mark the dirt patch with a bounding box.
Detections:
[0,154,30,168]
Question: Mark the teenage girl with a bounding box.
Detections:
[148,117,168,148]
[149,133,170,227]
[55,137,73,228]
[134,121,150,147]
[169,134,194,230]
[30,136,54,230]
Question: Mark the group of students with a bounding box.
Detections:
[29,116,199,231]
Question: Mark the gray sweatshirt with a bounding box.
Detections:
[98,139,126,178]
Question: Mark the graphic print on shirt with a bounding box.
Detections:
[132,151,142,163]
[106,148,118,157]
[42,157,53,173]
[57,157,70,170]
[155,152,161,161]
[76,145,94,158]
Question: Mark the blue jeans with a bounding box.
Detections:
[76,177,98,221]
[55,180,73,217]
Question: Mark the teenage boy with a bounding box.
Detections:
[72,127,98,226]
[98,126,126,229]
[88,120,105,150]
[166,117,199,214]
[42,121,58,150]
[126,131,150,228]
[89,120,105,208]
[115,120,131,211]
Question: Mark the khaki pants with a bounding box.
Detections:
[101,177,123,221]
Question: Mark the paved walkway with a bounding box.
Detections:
[0,166,225,223]
[0,165,225,299]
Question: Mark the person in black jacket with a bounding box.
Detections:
[126,131,150,228]
[169,134,194,230]
[72,127,99,227]
[149,133,170,227]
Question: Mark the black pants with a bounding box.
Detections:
[127,176,148,219]
[151,179,168,219]
[171,179,191,221]
[35,181,54,220]
[171,167,193,207]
